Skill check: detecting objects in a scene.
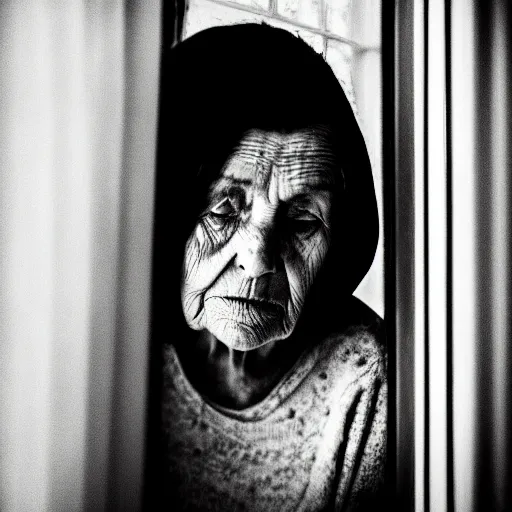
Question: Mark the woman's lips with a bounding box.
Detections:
[205,296,284,317]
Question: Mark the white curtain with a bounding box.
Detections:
[393,0,512,510]
[0,2,161,510]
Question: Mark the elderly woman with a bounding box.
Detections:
[150,23,386,511]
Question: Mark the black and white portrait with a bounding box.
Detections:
[1,1,511,511]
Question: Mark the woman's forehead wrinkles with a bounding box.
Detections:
[207,129,338,202]
[233,126,337,161]
[255,160,273,190]
[278,167,334,200]
[207,168,334,209]
[208,158,255,197]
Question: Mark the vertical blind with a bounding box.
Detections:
[391,0,512,510]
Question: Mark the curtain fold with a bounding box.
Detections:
[0,2,160,510]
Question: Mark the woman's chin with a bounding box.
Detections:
[207,319,280,352]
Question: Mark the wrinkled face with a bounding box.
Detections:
[181,125,339,350]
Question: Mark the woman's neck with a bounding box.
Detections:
[176,330,308,410]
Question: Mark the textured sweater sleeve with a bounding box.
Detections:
[340,376,387,511]
[334,352,387,512]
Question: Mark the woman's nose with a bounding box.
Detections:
[236,228,277,278]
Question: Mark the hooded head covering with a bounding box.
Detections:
[151,23,379,342]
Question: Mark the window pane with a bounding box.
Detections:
[325,0,351,38]
[276,0,322,29]
[264,18,325,53]
[185,0,324,55]
[230,0,271,12]
[292,28,324,54]
[185,0,266,39]
[325,39,356,111]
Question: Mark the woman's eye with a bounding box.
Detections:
[287,212,321,235]
[208,198,237,224]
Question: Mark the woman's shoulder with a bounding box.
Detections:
[313,296,387,384]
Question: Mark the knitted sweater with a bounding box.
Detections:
[162,323,386,511]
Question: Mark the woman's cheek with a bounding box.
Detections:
[281,241,307,316]
[184,221,221,272]
[183,222,239,299]
[183,233,201,283]
[308,234,330,276]
[285,233,329,301]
